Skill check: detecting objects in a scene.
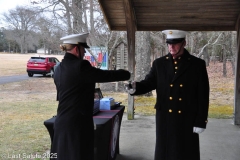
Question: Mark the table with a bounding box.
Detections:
[43,105,125,160]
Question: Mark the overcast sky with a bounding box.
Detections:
[0,0,48,28]
[0,0,31,14]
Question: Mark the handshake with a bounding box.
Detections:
[125,81,136,94]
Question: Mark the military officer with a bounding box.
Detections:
[126,29,209,160]
[51,33,130,160]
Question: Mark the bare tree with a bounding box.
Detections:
[197,32,223,59]
[190,31,198,55]
[2,6,40,53]
[221,31,236,77]
[230,31,237,75]
[37,0,90,35]
[150,31,167,60]
[135,31,152,96]
[35,15,64,54]
[1,2,237,81]
[33,1,126,62]
[196,31,237,77]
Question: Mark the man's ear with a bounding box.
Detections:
[69,46,80,58]
[72,46,78,53]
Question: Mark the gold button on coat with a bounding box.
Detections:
[170,84,173,87]
[175,66,178,69]
[180,84,183,87]
[174,61,177,64]
[179,98,182,101]
[178,110,181,113]
[169,109,172,113]
[169,97,173,100]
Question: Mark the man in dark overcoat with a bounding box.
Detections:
[126,30,209,160]
[51,33,130,160]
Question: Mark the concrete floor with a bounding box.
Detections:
[116,114,240,160]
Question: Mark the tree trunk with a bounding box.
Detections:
[190,32,198,54]
[136,31,152,96]
[89,0,94,33]
[202,32,209,66]
[222,45,227,77]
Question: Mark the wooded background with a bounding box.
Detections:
[0,0,237,79]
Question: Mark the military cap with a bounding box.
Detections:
[60,33,90,48]
[162,30,189,44]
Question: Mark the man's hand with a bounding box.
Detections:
[193,127,205,134]
[125,81,136,94]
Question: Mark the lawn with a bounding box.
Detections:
[0,53,235,159]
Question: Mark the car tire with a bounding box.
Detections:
[50,68,54,78]
[43,73,46,77]
[28,72,33,77]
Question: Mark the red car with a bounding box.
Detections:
[26,56,60,77]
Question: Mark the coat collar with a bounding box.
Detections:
[64,52,80,60]
[164,49,192,82]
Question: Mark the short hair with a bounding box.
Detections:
[59,44,76,51]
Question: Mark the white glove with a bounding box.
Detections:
[94,122,96,130]
[125,81,136,94]
[193,127,205,134]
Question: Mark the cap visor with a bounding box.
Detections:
[79,43,90,48]
[166,38,185,44]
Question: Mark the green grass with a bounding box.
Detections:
[0,80,234,159]
[125,94,234,118]
[105,93,234,118]
[211,87,234,94]
[0,96,233,160]
[133,96,156,116]
[208,104,234,119]
[0,101,57,160]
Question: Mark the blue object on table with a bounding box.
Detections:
[100,97,115,110]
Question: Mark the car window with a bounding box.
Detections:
[29,57,46,62]
[54,58,60,63]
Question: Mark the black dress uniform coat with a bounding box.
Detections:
[132,49,209,160]
[51,53,130,160]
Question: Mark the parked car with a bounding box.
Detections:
[26,56,60,77]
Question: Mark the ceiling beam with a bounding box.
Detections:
[235,13,240,31]
[109,26,235,32]
[98,0,112,30]
[123,0,137,31]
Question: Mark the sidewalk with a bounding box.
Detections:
[116,114,240,160]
